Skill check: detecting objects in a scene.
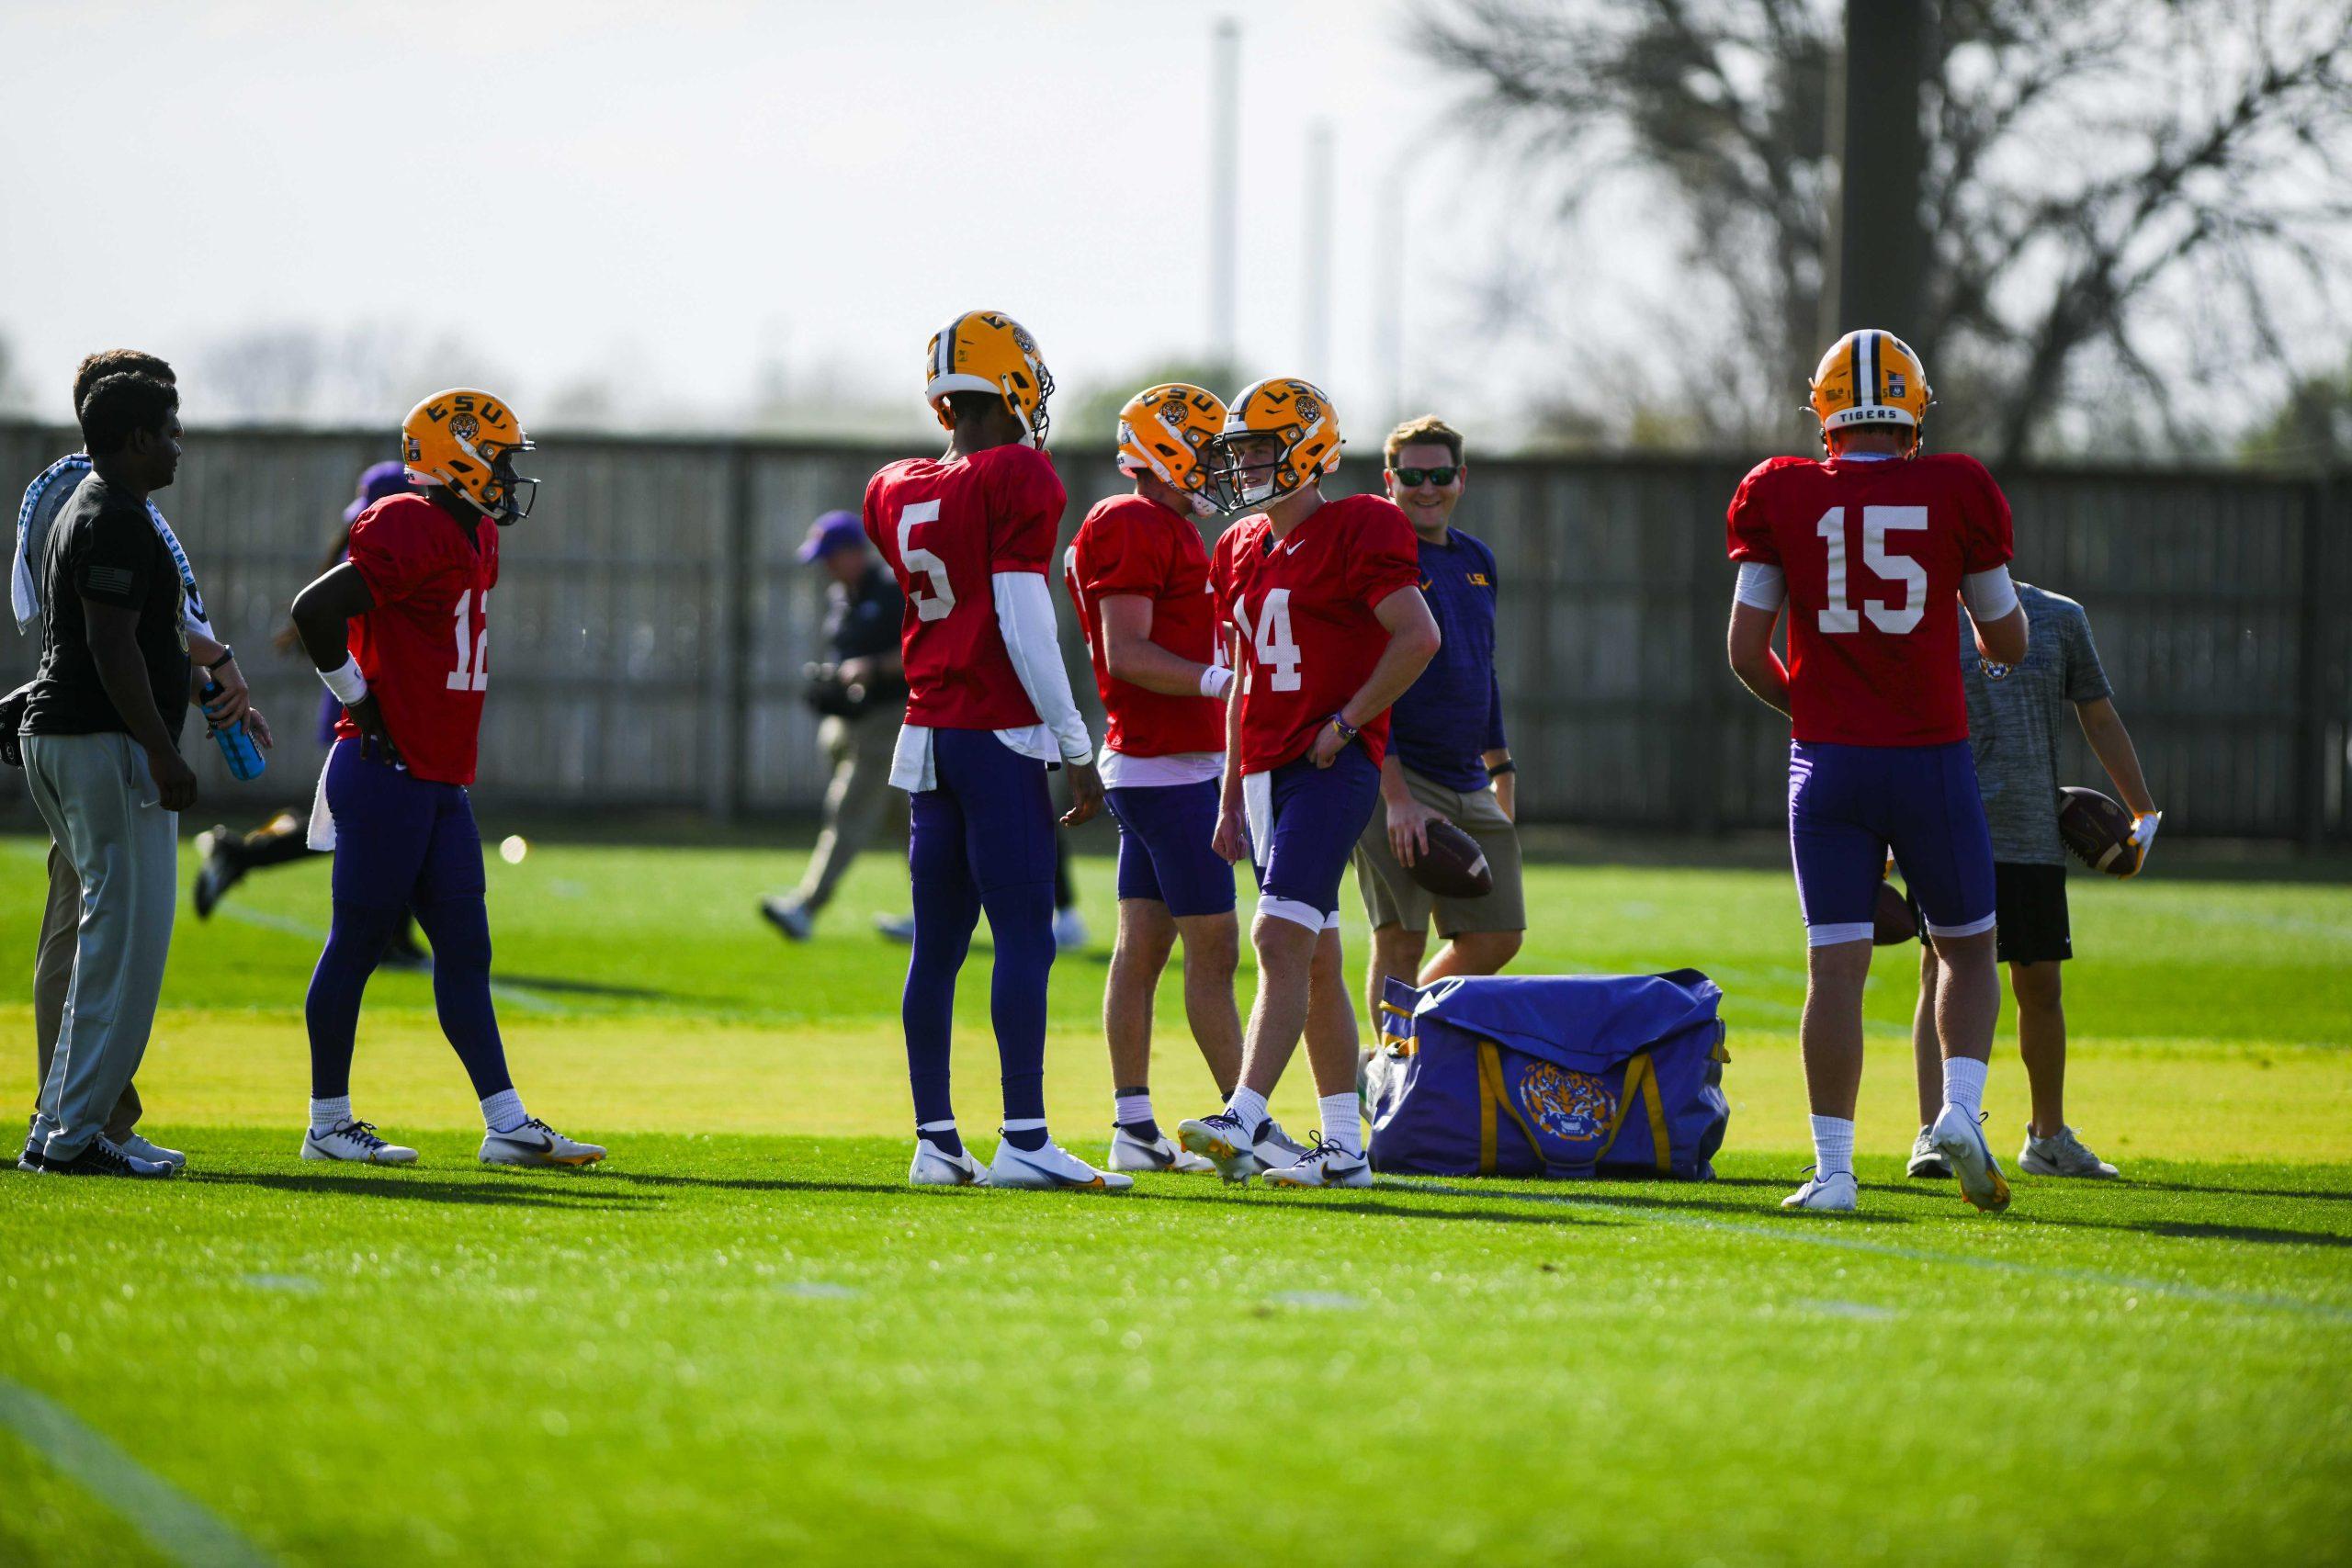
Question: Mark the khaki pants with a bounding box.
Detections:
[26,732,175,1159]
[788,711,899,914]
[1352,764,1528,938]
[33,838,142,1144]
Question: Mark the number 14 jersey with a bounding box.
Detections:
[1211,493,1421,773]
[335,493,499,785]
[1726,453,2014,748]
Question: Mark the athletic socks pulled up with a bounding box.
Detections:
[1942,1055,1989,1122]
[1114,1088,1159,1143]
[1001,1118,1049,1153]
[309,1095,353,1134]
[1318,1093,1363,1157]
[480,1089,528,1134]
[1809,1114,1857,1181]
[1224,1086,1271,1136]
[916,1120,964,1158]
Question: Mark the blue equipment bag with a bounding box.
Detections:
[1366,971,1730,1180]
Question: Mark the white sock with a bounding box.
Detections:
[1942,1056,1989,1121]
[1114,1091,1155,1130]
[1809,1114,1856,1181]
[1318,1093,1363,1157]
[916,1119,959,1145]
[1225,1086,1270,1134]
[480,1089,527,1134]
[309,1095,352,1134]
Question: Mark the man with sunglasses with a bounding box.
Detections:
[1351,417,1525,1038]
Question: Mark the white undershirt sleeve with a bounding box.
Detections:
[1734,561,1787,611]
[993,570,1094,764]
[1962,565,2019,622]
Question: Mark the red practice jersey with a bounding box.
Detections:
[1726,452,2015,747]
[1063,494,1225,757]
[864,444,1065,731]
[334,493,500,785]
[1211,493,1422,773]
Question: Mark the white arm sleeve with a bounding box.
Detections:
[1734,561,1787,611]
[1962,565,2019,622]
[993,570,1093,763]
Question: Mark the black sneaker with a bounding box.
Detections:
[192,825,244,919]
[40,1135,175,1178]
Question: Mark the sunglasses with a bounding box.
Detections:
[1391,466,1460,487]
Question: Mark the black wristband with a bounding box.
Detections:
[1488,759,1517,777]
[205,646,235,672]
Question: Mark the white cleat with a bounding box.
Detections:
[1176,1111,1308,1184]
[910,1138,989,1187]
[1261,1133,1373,1189]
[1905,1126,1951,1179]
[302,1119,418,1165]
[1051,908,1089,953]
[1107,1126,1216,1174]
[119,1134,187,1171]
[2019,1124,2120,1179]
[480,1117,605,1168]
[1782,1169,1858,1212]
[986,1136,1132,1191]
[1928,1104,2012,1214]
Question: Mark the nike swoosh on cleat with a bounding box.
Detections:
[1002,1153,1105,1189]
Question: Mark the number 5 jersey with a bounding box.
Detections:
[335,491,500,784]
[1211,493,1421,774]
[1725,452,2015,747]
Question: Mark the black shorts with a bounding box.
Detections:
[1913,862,2071,964]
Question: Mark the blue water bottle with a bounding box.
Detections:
[201,679,266,781]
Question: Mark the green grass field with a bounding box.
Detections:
[2,829,2347,1566]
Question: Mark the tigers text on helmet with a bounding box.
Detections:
[1808,330,1933,451]
[1117,383,1228,513]
[401,389,538,525]
[925,310,1054,447]
[1204,377,1342,512]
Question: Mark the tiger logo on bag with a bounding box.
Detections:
[1518,1063,1615,1143]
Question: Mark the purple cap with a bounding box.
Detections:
[345,460,411,524]
[797,509,865,563]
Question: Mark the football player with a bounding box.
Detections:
[1177,378,1442,1189]
[288,390,605,1168]
[867,311,1121,1191]
[1724,331,2028,1214]
[1064,385,1246,1175]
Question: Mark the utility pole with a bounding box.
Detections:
[1209,17,1240,367]
[1827,0,1929,350]
[1303,119,1334,375]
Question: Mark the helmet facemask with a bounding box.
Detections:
[1205,429,1306,512]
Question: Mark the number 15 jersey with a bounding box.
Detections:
[1726,452,2014,748]
[865,444,1066,732]
[335,492,499,785]
[1211,493,1421,773]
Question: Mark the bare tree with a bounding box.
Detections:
[1420,0,2352,458]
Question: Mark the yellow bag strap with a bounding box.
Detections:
[1377,999,1418,1057]
[1476,1039,1548,1176]
[1595,1054,1673,1174]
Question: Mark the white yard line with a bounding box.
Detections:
[0,1376,276,1567]
[1375,1178,2352,1323]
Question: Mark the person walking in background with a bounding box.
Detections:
[18,374,243,1175]
[762,510,908,941]
[1351,416,1526,1036]
[193,460,426,966]
[12,351,269,1175]
[1906,581,2158,1182]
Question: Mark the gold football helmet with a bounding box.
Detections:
[401,389,537,523]
[1808,330,1932,450]
[1117,383,1228,511]
[925,310,1053,446]
[1204,377,1342,511]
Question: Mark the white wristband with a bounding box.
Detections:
[1199,664,1234,700]
[319,654,368,705]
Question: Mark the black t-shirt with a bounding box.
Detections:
[21,473,190,745]
[828,563,905,670]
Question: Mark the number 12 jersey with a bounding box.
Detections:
[1726,453,2014,748]
[336,493,499,785]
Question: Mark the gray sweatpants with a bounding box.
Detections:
[34,839,143,1143]
[23,732,177,1161]
[787,711,899,914]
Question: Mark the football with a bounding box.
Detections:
[2059,785,2140,876]
[1409,820,1495,899]
[1872,881,1917,945]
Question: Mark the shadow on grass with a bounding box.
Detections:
[2014,1214,2352,1250]
[493,972,678,1001]
[2089,1176,2352,1207]
[190,1168,657,1211]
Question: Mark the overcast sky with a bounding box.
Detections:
[0,0,1596,441]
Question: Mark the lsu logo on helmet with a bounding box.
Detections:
[1808,330,1932,450]
[925,310,1055,447]
[401,389,538,524]
[1205,377,1342,511]
[1116,383,1227,513]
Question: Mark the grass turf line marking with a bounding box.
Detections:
[1376,1179,2352,1323]
[212,902,564,1015]
[0,1376,276,1567]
